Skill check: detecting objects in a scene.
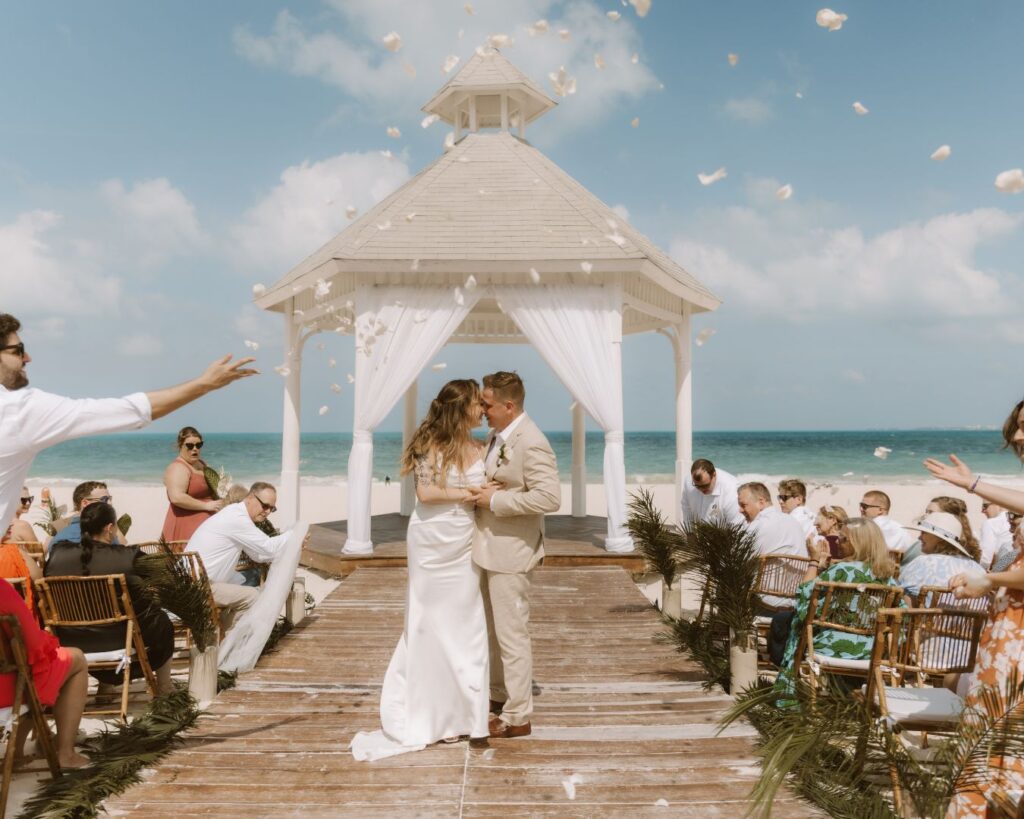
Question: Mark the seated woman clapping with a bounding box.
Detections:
[45,503,175,695]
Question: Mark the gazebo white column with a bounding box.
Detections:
[400,381,418,516]
[571,401,586,517]
[279,301,303,527]
[664,307,693,524]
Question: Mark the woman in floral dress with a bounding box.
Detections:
[773,517,901,699]
[925,396,1024,817]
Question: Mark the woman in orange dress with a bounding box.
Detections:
[925,396,1024,817]
[0,486,42,612]
[160,426,223,545]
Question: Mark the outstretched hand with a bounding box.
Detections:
[200,354,259,390]
[949,572,991,599]
[922,454,973,490]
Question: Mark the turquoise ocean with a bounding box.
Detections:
[25,430,1022,486]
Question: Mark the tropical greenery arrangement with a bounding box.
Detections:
[134,540,217,652]
[626,488,683,590]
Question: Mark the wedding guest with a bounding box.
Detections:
[46,502,175,695]
[811,505,850,558]
[773,518,900,696]
[188,483,291,631]
[898,512,983,597]
[778,479,816,541]
[0,580,89,769]
[739,482,808,611]
[978,501,1012,570]
[859,490,914,554]
[161,426,224,544]
[2,486,36,543]
[0,311,257,539]
[992,522,1023,573]
[900,496,980,566]
[51,481,116,549]
[0,526,41,613]
[680,459,744,528]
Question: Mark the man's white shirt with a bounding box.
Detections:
[486,413,527,510]
[873,515,915,553]
[679,468,744,528]
[789,505,817,542]
[0,386,151,535]
[979,514,1012,570]
[189,502,291,584]
[749,507,807,558]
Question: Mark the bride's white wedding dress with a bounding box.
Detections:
[350,460,490,761]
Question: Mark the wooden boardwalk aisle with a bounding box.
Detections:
[105,567,818,818]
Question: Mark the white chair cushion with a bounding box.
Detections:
[877,686,963,725]
[754,616,773,626]
[84,649,128,663]
[812,653,871,672]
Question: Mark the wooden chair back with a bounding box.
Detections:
[805,581,904,642]
[11,542,45,566]
[134,541,188,555]
[886,607,986,680]
[752,554,815,603]
[2,578,29,607]
[0,614,60,813]
[916,585,992,615]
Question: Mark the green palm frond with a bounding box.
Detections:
[134,541,217,651]
[678,520,761,635]
[626,488,683,588]
[656,614,730,691]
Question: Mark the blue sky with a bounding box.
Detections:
[3,0,1023,434]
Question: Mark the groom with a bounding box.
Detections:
[469,371,561,739]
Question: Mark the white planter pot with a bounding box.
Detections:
[189,644,219,708]
[729,629,758,696]
[286,577,306,626]
[635,572,663,608]
[661,580,682,619]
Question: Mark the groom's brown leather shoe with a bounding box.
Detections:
[488,715,531,738]
[489,699,505,715]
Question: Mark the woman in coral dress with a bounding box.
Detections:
[161,426,223,544]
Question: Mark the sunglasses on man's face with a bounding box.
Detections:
[20,496,33,505]
[254,496,277,514]
[88,495,112,504]
[184,442,204,451]
[778,494,792,502]
[0,342,26,358]
[859,503,882,512]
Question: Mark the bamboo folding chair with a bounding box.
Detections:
[134,541,188,555]
[0,614,60,814]
[794,580,904,694]
[750,554,815,668]
[34,574,158,722]
[170,552,221,646]
[2,579,30,607]
[864,607,988,815]
[916,584,993,616]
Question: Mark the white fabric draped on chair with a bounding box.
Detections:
[343,285,482,554]
[496,284,634,553]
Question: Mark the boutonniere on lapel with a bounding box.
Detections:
[498,443,513,467]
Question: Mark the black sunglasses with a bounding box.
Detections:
[20,496,33,505]
[254,496,277,514]
[184,442,204,451]
[0,342,26,357]
[778,494,792,502]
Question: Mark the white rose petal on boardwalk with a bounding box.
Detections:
[698,167,727,186]
[580,261,593,274]
[607,11,621,21]
[695,328,716,347]
[431,362,447,371]
[816,8,848,31]
[318,406,329,416]
[630,0,652,17]
[243,340,259,351]
[728,53,739,66]
[930,144,952,161]
[995,168,1024,194]
[873,446,892,459]
[421,114,439,129]
[549,67,577,97]
[386,126,401,138]
[482,748,496,760]
[405,213,417,222]
[381,31,402,52]
[655,799,670,808]
[376,220,392,231]
[852,101,869,115]
[330,384,341,394]
[442,55,460,74]
[251,283,266,297]
[562,774,584,800]
[345,205,358,219]
[528,20,549,36]
[529,267,541,283]
[776,184,793,201]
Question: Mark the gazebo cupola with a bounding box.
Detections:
[255,47,721,556]
[421,48,555,140]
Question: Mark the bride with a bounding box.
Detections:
[350,379,490,760]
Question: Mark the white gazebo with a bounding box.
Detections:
[255,49,720,555]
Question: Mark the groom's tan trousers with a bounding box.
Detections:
[481,568,533,727]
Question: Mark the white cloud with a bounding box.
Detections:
[0,210,120,315]
[100,177,204,267]
[118,333,164,357]
[670,183,1023,321]
[233,0,658,140]
[721,96,774,124]
[230,150,412,274]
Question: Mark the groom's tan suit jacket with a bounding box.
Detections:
[473,414,561,573]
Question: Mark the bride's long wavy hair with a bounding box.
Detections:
[400,379,481,487]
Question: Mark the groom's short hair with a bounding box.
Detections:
[483,371,525,408]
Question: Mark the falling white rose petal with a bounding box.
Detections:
[243,339,259,350]
[528,19,549,36]
[728,53,739,66]
[995,168,1024,194]
[464,2,474,13]
[345,205,358,219]
[454,287,465,306]
[842,471,854,477]
[580,261,593,274]
[380,150,393,160]
[401,62,416,79]
[873,446,892,460]
[630,52,639,64]
[346,373,355,384]
[414,310,428,322]
[318,406,329,416]
[776,184,793,201]
[629,0,652,17]
[795,91,804,99]
[251,283,266,297]
[444,132,456,150]
[698,167,727,186]
[852,101,869,115]
[487,33,511,49]
[930,144,951,161]
[442,54,460,74]
[274,365,290,377]
[695,328,716,347]
[314,279,331,300]
[431,363,447,371]
[328,358,336,368]
[464,275,477,290]
[562,774,584,800]
[382,31,402,52]
[386,126,401,138]
[329,383,341,394]
[421,114,439,129]
[558,28,571,41]
[605,232,627,247]
[607,11,621,21]
[816,8,847,31]
[315,342,325,351]
[594,53,606,70]
[529,267,541,283]
[548,66,577,97]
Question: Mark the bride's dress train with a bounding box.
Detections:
[350,460,489,761]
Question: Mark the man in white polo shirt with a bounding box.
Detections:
[680,459,745,528]
[0,311,256,537]
[778,478,816,542]
[859,490,914,554]
[738,481,808,610]
[189,482,292,631]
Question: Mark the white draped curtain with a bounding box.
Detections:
[344,285,481,554]
[496,284,634,553]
